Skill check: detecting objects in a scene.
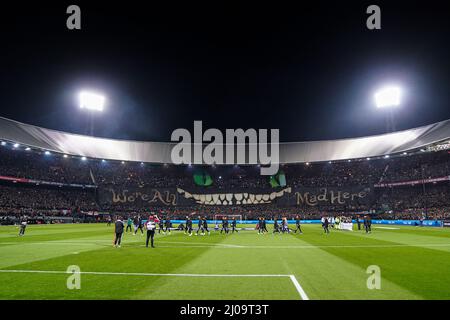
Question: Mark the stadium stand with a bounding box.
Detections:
[0,143,449,224]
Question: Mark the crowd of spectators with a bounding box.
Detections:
[0,145,449,222]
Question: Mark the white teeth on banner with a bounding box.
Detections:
[176,188,291,205]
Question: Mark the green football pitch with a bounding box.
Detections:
[1,223,450,300]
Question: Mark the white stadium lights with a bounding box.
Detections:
[375,86,401,108]
[79,91,105,111]
[25,147,31,151]
[0,141,6,146]
[44,151,51,155]
[13,143,19,148]
[384,155,390,158]
[63,154,68,158]
[366,157,371,160]
[81,156,87,161]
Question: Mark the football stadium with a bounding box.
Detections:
[1,1,450,308]
[0,117,449,300]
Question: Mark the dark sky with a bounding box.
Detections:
[0,1,449,142]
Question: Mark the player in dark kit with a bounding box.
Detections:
[294,215,303,234]
[364,215,372,234]
[135,215,144,236]
[231,217,238,233]
[356,216,361,230]
[202,217,210,235]
[221,218,229,234]
[258,217,264,234]
[185,216,193,236]
[113,217,125,247]
[322,217,330,234]
[262,218,268,233]
[165,217,171,234]
[273,218,281,234]
[195,216,204,235]
[158,217,165,234]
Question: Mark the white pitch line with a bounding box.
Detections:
[289,275,309,300]
[373,227,400,230]
[0,269,308,300]
[135,243,450,249]
[0,269,289,277]
[2,242,450,249]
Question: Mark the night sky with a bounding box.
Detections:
[0,1,449,142]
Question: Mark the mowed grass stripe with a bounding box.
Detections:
[1,224,449,299]
[291,226,450,299]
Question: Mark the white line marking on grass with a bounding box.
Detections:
[3,241,450,249]
[0,269,308,300]
[135,243,450,249]
[158,241,244,248]
[289,275,309,300]
[374,226,400,230]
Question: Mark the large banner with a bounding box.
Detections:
[99,185,373,208]
[289,186,373,207]
[98,187,189,206]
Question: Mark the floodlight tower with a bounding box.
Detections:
[79,90,105,136]
[374,85,402,132]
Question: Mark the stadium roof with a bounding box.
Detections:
[0,116,449,164]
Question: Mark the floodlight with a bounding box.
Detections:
[79,91,105,111]
[44,151,51,155]
[13,143,19,148]
[81,156,87,161]
[0,141,6,146]
[375,86,401,108]
[63,154,68,158]
[25,147,31,151]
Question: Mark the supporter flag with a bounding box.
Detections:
[270,170,286,188]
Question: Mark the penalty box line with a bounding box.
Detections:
[0,269,309,300]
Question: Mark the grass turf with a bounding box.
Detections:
[1,223,450,300]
